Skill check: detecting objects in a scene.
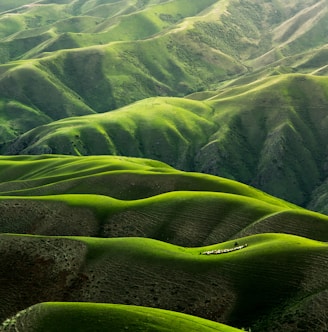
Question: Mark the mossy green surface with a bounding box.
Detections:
[1,232,328,330]
[0,2,327,331]
[3,74,328,210]
[3,302,243,332]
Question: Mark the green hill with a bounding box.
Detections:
[2,302,243,332]
[0,233,328,331]
[0,0,326,146]
[3,74,328,210]
[0,1,327,211]
[1,155,328,246]
[0,1,328,331]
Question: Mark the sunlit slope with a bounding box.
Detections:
[0,35,242,143]
[3,97,216,169]
[0,0,219,59]
[2,302,243,332]
[0,0,326,147]
[1,233,328,331]
[4,74,328,209]
[2,0,325,63]
[0,153,326,245]
[250,0,328,69]
[0,155,286,202]
[2,191,328,246]
[5,154,326,247]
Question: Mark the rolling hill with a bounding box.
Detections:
[0,155,328,331]
[3,74,328,210]
[1,232,328,331]
[0,0,327,209]
[0,1,328,331]
[1,302,243,332]
[1,155,328,246]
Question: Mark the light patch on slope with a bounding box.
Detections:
[273,0,327,46]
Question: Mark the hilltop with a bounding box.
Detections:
[3,74,328,210]
[0,0,327,209]
[0,1,328,331]
[1,232,328,331]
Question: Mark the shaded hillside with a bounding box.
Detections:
[0,1,327,210]
[1,233,328,332]
[4,74,328,210]
[1,1,328,331]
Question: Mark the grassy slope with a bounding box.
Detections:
[4,74,328,210]
[0,233,328,331]
[2,302,243,332]
[1,191,328,246]
[0,0,246,145]
[197,74,328,208]
[0,155,296,205]
[1,0,326,148]
[0,2,327,330]
[1,155,328,248]
[2,97,217,168]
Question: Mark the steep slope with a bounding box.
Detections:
[0,0,327,148]
[196,74,328,208]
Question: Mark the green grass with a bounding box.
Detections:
[3,73,328,210]
[2,302,243,332]
[1,154,328,247]
[0,155,296,208]
[0,232,328,330]
[2,189,328,245]
[0,2,327,332]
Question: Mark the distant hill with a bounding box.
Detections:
[0,0,327,211]
[3,74,328,211]
[0,1,328,331]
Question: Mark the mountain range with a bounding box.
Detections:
[0,0,327,209]
[0,1,328,331]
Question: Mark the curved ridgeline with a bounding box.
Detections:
[0,155,328,331]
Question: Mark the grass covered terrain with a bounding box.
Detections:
[0,0,326,138]
[0,1,327,331]
[0,232,328,331]
[3,74,328,211]
[1,155,328,331]
[0,0,327,210]
[2,302,243,332]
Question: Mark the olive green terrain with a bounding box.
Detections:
[0,156,328,331]
[2,303,243,332]
[0,0,327,210]
[3,75,328,210]
[0,1,328,331]
[1,155,328,246]
[1,232,328,331]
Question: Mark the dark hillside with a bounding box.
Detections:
[1,233,328,331]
